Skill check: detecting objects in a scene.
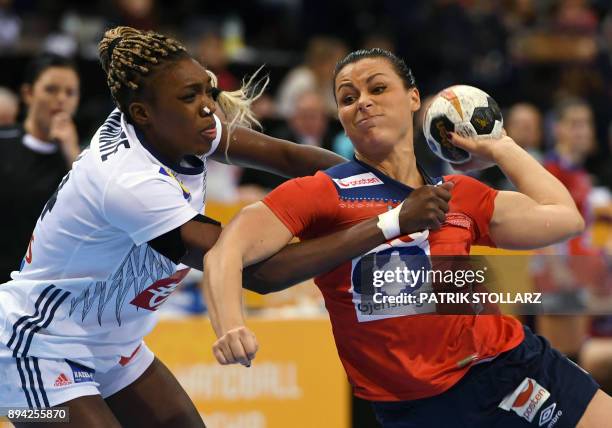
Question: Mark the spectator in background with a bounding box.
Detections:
[0,0,20,50]
[0,53,80,282]
[241,90,335,193]
[277,90,332,148]
[111,0,158,30]
[276,36,346,118]
[507,102,543,159]
[479,102,544,189]
[196,31,238,91]
[535,98,599,365]
[0,86,18,125]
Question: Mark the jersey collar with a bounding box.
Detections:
[352,155,438,189]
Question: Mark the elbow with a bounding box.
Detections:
[558,209,586,241]
[569,213,586,237]
[203,249,219,278]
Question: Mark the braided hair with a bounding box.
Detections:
[98,26,265,133]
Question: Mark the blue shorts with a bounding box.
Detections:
[372,327,599,428]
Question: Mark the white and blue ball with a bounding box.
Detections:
[423,85,503,164]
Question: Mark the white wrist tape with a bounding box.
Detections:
[377,201,404,240]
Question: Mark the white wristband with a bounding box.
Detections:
[377,202,404,240]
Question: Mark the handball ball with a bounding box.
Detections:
[423,85,503,164]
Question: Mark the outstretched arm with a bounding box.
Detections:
[202,202,292,366]
[450,133,584,249]
[211,123,346,178]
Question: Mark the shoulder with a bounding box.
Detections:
[266,171,335,203]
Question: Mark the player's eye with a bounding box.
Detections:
[341,95,356,105]
[372,85,386,94]
[180,93,196,102]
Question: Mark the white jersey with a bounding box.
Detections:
[0,110,221,371]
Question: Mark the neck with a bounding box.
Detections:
[139,128,183,165]
[355,141,424,188]
[24,115,51,142]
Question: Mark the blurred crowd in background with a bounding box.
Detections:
[0,0,611,196]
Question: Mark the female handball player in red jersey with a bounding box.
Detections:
[0,30,454,427]
[204,49,612,427]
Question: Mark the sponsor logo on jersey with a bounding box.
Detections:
[498,377,550,423]
[53,373,72,387]
[539,402,563,427]
[332,173,383,189]
[130,268,190,311]
[350,232,433,322]
[119,344,142,366]
[66,360,95,383]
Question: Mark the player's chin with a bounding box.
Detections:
[194,134,214,154]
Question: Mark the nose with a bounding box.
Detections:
[201,99,217,117]
[357,93,373,112]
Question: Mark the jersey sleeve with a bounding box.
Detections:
[103,166,199,246]
[445,174,498,247]
[262,171,338,238]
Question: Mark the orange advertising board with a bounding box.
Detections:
[146,317,350,428]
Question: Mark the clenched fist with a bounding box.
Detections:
[212,326,258,367]
[399,181,454,232]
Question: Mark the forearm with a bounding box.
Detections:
[244,216,385,293]
[284,144,346,177]
[215,126,345,178]
[494,142,576,208]
[203,247,246,337]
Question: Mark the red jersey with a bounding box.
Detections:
[263,159,524,401]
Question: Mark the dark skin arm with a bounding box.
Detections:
[210,123,346,178]
[179,182,453,292]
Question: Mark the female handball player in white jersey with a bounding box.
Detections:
[0,29,455,427]
[204,49,612,427]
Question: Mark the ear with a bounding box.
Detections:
[409,87,421,113]
[21,84,33,107]
[128,102,150,127]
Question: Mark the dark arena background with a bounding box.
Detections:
[0,1,611,427]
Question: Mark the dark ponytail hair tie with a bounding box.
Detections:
[108,37,123,59]
[210,87,222,101]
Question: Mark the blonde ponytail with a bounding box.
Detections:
[206,68,269,162]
